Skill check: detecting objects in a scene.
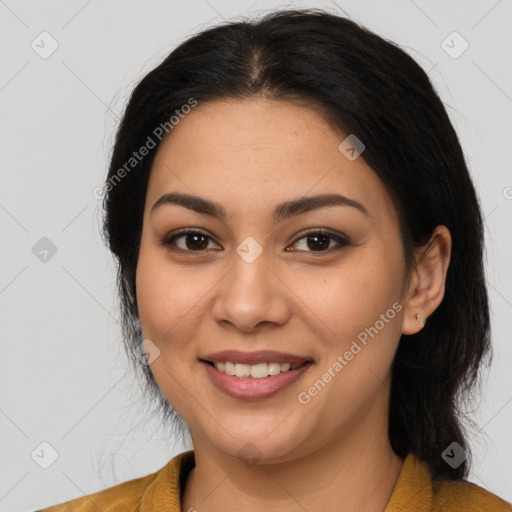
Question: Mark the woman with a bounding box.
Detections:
[39,8,512,511]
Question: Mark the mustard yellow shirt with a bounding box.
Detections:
[37,450,512,511]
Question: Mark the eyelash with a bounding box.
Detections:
[160,228,349,255]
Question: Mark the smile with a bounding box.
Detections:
[210,361,302,378]
[200,359,313,400]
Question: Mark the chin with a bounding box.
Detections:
[209,429,306,466]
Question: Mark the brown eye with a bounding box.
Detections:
[161,228,348,255]
[161,229,221,252]
[180,233,209,250]
[288,230,349,253]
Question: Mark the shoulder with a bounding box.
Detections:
[390,453,512,512]
[432,476,512,511]
[35,450,195,512]
[35,465,165,511]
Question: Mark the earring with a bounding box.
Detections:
[416,313,423,326]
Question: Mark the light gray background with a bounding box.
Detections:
[1,1,511,510]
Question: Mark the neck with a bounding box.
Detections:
[181,419,404,512]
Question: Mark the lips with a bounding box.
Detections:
[201,359,314,400]
[200,350,312,366]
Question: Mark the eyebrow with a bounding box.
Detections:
[150,192,370,223]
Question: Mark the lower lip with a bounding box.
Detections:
[201,361,313,400]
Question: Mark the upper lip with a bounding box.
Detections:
[201,350,313,366]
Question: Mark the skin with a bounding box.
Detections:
[135,97,452,512]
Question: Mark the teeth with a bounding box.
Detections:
[251,363,269,378]
[235,364,251,378]
[212,361,304,378]
[224,362,235,375]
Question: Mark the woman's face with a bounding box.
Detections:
[136,97,414,463]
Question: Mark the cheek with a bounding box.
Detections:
[296,257,403,417]
[299,248,403,345]
[135,248,208,340]
[135,250,209,409]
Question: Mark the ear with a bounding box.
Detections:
[402,225,452,335]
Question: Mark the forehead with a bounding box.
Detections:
[146,98,398,226]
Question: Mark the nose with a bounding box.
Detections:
[211,248,291,333]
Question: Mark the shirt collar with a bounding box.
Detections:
[384,453,433,511]
[143,450,432,511]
